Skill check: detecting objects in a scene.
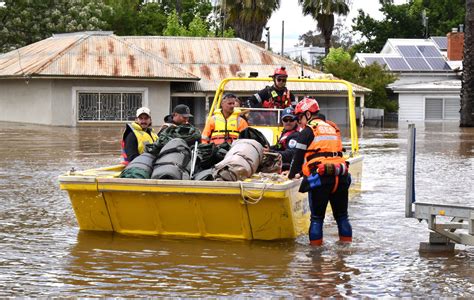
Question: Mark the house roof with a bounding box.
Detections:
[124,36,370,93]
[389,79,461,92]
[355,37,454,73]
[0,32,370,94]
[0,31,198,81]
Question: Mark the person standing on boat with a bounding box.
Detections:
[270,107,300,171]
[288,97,352,246]
[247,66,297,109]
[201,93,248,145]
[120,107,158,165]
[157,104,193,135]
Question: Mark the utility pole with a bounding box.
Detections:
[265,27,270,50]
[281,20,284,56]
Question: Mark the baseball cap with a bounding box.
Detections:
[281,107,296,120]
[173,104,193,117]
[136,107,151,117]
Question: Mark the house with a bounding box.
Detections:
[355,29,463,122]
[284,46,325,67]
[0,31,370,127]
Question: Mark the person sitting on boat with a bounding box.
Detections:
[288,97,352,246]
[247,66,296,109]
[120,107,158,165]
[201,93,248,145]
[158,104,193,135]
[270,107,300,171]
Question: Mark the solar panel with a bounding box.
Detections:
[364,57,387,66]
[397,46,422,57]
[405,57,431,71]
[431,37,448,50]
[384,57,411,70]
[417,45,442,57]
[425,57,451,70]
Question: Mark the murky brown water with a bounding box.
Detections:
[0,121,472,297]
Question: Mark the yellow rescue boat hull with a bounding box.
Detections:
[59,155,362,241]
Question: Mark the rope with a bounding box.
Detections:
[239,181,269,204]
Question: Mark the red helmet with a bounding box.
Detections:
[294,97,320,115]
[272,66,288,78]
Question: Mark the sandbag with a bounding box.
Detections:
[151,138,192,180]
[213,139,263,181]
[192,168,215,181]
[119,152,156,179]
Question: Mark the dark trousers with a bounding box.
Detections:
[308,174,351,221]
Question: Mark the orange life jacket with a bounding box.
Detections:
[208,110,243,145]
[302,118,346,176]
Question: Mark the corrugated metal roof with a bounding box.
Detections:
[0,32,198,80]
[124,36,370,93]
[0,32,369,93]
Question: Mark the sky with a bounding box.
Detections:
[266,0,408,52]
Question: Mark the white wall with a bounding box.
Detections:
[0,78,170,126]
[398,92,460,121]
[0,79,52,125]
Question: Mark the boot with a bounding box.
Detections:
[336,215,352,243]
[309,217,324,246]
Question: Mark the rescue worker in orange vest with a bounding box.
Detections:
[121,107,158,165]
[201,93,249,145]
[247,66,297,109]
[288,97,352,246]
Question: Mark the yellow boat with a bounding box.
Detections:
[59,77,363,240]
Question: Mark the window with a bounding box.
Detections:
[78,91,143,121]
[425,97,459,120]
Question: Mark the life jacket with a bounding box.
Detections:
[208,109,244,145]
[262,87,292,109]
[276,128,298,149]
[302,118,345,176]
[120,122,158,165]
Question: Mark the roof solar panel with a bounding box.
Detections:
[384,57,411,70]
[397,45,422,57]
[405,57,431,71]
[417,45,442,57]
[425,57,451,70]
[364,57,387,66]
[431,37,448,50]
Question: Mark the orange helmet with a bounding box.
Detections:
[272,66,288,78]
[294,97,320,115]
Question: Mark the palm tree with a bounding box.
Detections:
[298,0,349,55]
[222,0,280,42]
[460,0,474,127]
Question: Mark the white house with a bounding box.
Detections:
[355,30,464,122]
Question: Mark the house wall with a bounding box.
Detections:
[0,79,53,125]
[398,92,460,121]
[1,78,170,126]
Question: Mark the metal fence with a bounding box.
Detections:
[78,92,142,121]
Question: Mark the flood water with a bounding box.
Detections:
[0,121,472,297]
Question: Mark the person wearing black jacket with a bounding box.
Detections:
[270,107,299,171]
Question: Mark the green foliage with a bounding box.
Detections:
[0,0,111,53]
[324,48,398,112]
[352,0,466,53]
[163,10,188,36]
[187,13,210,37]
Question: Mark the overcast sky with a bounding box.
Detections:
[266,0,409,52]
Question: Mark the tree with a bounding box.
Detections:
[323,48,398,112]
[223,0,280,42]
[0,0,111,53]
[163,10,188,36]
[298,0,349,55]
[298,23,354,49]
[460,0,474,127]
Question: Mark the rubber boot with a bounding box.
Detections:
[336,215,352,243]
[308,217,324,246]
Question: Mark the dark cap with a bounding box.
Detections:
[173,104,193,117]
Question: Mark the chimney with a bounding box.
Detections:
[447,26,464,61]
